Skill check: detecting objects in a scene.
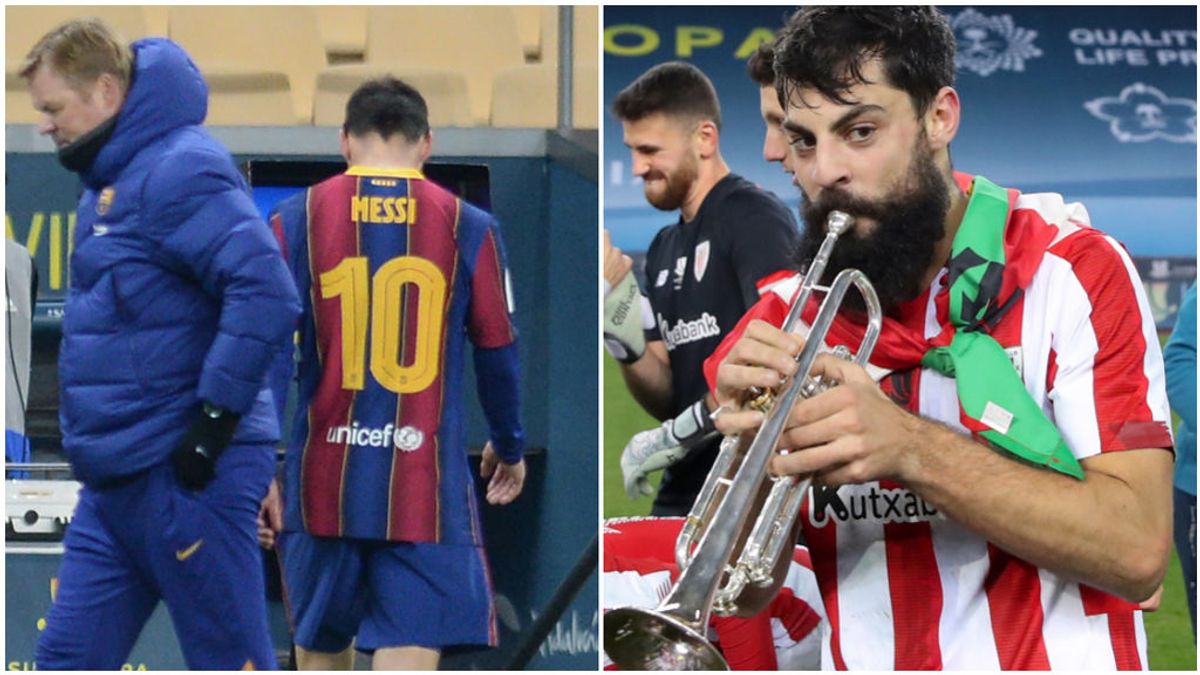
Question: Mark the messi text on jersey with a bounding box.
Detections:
[350,195,417,225]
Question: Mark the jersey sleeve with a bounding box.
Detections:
[716,188,800,308]
[269,191,308,280]
[712,613,779,670]
[468,219,517,348]
[469,216,524,463]
[265,192,308,433]
[1045,229,1174,459]
[703,292,792,398]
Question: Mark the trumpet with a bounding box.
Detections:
[604,211,882,670]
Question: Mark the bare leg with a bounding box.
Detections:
[372,646,440,670]
[295,644,355,670]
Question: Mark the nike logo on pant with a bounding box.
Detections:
[175,539,204,561]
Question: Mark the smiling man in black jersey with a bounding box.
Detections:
[603,61,800,516]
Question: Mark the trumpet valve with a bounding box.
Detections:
[712,593,738,618]
[800,377,822,398]
[747,565,773,588]
[713,565,751,618]
[747,390,775,412]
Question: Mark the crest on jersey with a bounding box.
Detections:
[672,256,687,290]
[948,8,1042,76]
[395,426,424,452]
[96,187,115,215]
[693,241,711,282]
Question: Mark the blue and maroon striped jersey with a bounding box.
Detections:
[269,166,523,544]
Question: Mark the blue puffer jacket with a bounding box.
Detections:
[60,38,300,486]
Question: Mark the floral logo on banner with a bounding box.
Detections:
[1084,83,1197,143]
[949,8,1043,76]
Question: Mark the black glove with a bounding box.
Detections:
[171,402,240,490]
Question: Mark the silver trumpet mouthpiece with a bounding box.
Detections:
[826,210,853,236]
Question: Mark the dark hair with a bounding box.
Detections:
[343,77,429,142]
[746,40,776,87]
[612,61,721,131]
[774,7,956,118]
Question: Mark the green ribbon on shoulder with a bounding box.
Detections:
[920,177,1083,479]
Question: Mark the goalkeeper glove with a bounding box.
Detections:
[620,399,718,499]
[604,270,649,364]
[172,402,240,490]
[621,424,685,499]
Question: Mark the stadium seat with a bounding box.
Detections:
[313,6,367,64]
[490,67,554,129]
[6,74,38,125]
[538,5,599,69]
[490,64,598,129]
[142,5,168,37]
[169,6,327,124]
[491,7,598,129]
[203,68,295,126]
[6,6,151,124]
[512,6,544,62]
[574,64,599,129]
[313,65,473,128]
[539,6,558,62]
[6,6,150,70]
[575,6,600,68]
[361,7,525,126]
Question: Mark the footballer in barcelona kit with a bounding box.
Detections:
[269,166,523,652]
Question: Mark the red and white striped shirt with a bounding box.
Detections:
[603,516,826,670]
[738,188,1172,670]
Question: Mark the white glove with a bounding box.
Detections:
[620,422,686,500]
[604,270,649,364]
[619,399,719,500]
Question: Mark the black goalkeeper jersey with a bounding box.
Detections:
[642,173,800,515]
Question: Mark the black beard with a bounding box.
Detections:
[796,146,949,314]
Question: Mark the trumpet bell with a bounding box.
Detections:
[605,606,730,671]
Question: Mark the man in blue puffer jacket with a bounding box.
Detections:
[20,18,299,669]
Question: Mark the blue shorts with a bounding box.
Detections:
[278,531,496,652]
[34,444,277,670]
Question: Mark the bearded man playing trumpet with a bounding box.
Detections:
[707,6,1173,671]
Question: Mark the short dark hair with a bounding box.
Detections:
[774,7,956,118]
[612,61,721,131]
[746,40,776,87]
[343,77,429,143]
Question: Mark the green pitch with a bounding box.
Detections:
[603,354,1196,669]
[604,356,661,519]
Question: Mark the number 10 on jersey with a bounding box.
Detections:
[319,255,447,394]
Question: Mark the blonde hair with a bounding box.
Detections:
[19,17,133,93]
